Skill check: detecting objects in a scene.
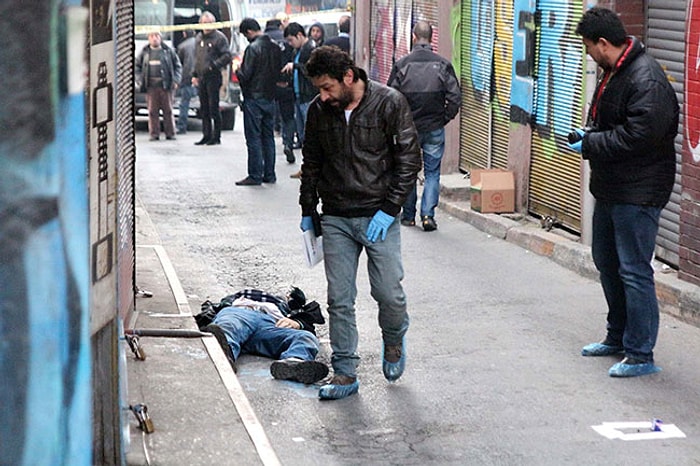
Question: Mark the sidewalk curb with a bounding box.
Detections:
[438,175,700,328]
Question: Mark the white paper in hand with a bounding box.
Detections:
[302,230,323,267]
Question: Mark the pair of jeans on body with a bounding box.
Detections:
[243,97,277,183]
[294,100,310,147]
[591,201,663,362]
[176,84,197,133]
[321,215,409,378]
[401,128,445,220]
[212,307,319,361]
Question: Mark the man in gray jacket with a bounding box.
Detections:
[388,21,460,232]
[136,31,182,141]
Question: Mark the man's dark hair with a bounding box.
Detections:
[284,22,306,38]
[412,20,432,42]
[305,45,359,82]
[265,19,281,30]
[575,7,627,46]
[239,17,261,35]
[338,15,350,34]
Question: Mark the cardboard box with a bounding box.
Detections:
[469,169,515,213]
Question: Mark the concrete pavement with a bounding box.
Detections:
[126,157,700,464]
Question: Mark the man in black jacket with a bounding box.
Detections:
[388,21,460,232]
[300,46,421,399]
[192,11,232,146]
[570,7,679,378]
[198,287,329,384]
[235,18,282,186]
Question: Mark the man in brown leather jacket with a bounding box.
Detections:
[299,46,421,400]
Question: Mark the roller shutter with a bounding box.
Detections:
[412,1,439,47]
[528,1,584,231]
[459,0,493,170]
[646,0,685,266]
[490,0,514,170]
[369,0,396,84]
[116,1,135,323]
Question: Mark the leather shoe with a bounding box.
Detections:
[194,137,210,145]
[284,146,295,163]
[206,139,221,145]
[235,177,261,186]
[289,170,302,179]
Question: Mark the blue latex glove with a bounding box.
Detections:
[300,216,314,233]
[366,210,395,243]
[568,128,585,154]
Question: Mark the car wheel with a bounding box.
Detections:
[221,108,235,131]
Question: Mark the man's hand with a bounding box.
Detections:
[567,128,585,154]
[282,63,294,74]
[191,77,199,87]
[276,317,301,329]
[300,216,314,234]
[366,210,395,243]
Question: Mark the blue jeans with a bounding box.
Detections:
[402,128,445,220]
[321,215,409,378]
[212,307,320,361]
[177,84,197,132]
[591,201,662,362]
[294,100,310,146]
[242,97,277,182]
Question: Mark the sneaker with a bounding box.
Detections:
[581,338,624,356]
[382,337,406,382]
[270,358,329,384]
[319,375,359,400]
[609,357,661,377]
[284,146,295,164]
[202,324,237,372]
[421,216,437,232]
[235,177,262,186]
[400,218,415,227]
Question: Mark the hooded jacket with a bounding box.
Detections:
[299,68,421,218]
[582,36,678,207]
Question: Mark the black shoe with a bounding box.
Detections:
[262,178,276,184]
[166,136,176,140]
[206,139,221,145]
[235,177,262,186]
[284,146,295,163]
[202,324,237,372]
[270,358,329,384]
[400,218,415,227]
[149,136,159,141]
[421,216,437,232]
[194,137,210,145]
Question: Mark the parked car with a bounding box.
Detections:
[134,0,243,130]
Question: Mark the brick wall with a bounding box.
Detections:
[596,0,645,39]
[680,161,700,286]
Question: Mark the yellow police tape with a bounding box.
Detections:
[135,20,237,34]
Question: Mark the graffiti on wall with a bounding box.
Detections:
[0,3,91,465]
[685,0,700,164]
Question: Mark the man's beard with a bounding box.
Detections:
[325,86,354,109]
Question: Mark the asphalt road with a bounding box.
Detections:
[135,115,700,465]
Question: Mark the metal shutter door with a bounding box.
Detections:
[491,0,514,170]
[394,0,412,61]
[528,1,584,231]
[412,1,438,48]
[647,0,685,266]
[459,0,493,170]
[370,0,396,84]
[116,0,135,324]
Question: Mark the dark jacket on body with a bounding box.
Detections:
[193,29,231,80]
[387,43,460,133]
[292,39,318,103]
[582,36,679,207]
[300,68,421,218]
[236,33,281,100]
[136,42,182,91]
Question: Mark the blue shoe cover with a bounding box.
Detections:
[318,379,359,400]
[382,337,406,382]
[581,342,624,357]
[609,360,661,377]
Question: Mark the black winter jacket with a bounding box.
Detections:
[300,69,421,218]
[136,42,182,91]
[193,30,231,80]
[292,39,318,103]
[582,37,678,207]
[387,43,461,133]
[236,34,281,100]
